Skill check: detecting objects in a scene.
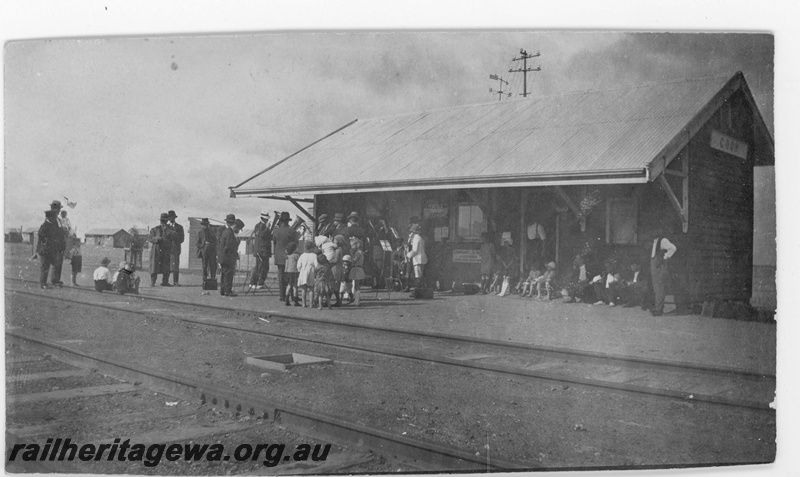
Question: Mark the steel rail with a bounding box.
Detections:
[6,330,528,472]
[7,286,774,411]
[4,277,773,379]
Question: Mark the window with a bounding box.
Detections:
[457,203,487,241]
[606,198,637,245]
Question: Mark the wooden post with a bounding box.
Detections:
[520,189,527,275]
[555,213,560,265]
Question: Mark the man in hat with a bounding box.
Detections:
[315,213,332,237]
[218,214,242,296]
[148,213,176,287]
[330,213,347,238]
[249,211,273,290]
[406,223,428,290]
[343,211,367,248]
[36,210,67,289]
[272,212,297,301]
[196,218,217,282]
[166,210,185,286]
[402,216,420,291]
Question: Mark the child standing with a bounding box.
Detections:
[340,255,353,303]
[284,242,300,306]
[329,235,346,307]
[313,254,334,310]
[296,241,318,307]
[66,236,82,287]
[349,238,366,306]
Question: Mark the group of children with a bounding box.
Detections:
[286,235,366,310]
[93,257,141,295]
[483,261,558,299]
[478,232,558,299]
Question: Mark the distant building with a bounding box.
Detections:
[22,227,38,244]
[84,228,132,248]
[4,227,23,243]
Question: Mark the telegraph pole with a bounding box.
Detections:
[508,49,541,98]
[488,74,511,101]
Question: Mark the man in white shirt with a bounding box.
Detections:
[650,229,677,316]
[93,257,114,292]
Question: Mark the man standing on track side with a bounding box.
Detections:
[148,212,175,287]
[167,210,184,286]
[36,209,66,289]
[196,218,217,282]
[219,214,242,297]
[249,211,273,290]
[650,225,677,317]
[272,212,296,302]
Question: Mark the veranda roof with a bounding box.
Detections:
[231,72,772,197]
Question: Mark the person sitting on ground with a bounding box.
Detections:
[313,254,334,310]
[488,268,503,295]
[619,261,649,309]
[592,260,622,306]
[565,254,595,303]
[93,257,114,292]
[535,261,558,299]
[479,232,496,294]
[497,241,518,297]
[284,242,300,306]
[520,263,543,297]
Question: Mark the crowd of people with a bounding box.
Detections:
[475,226,677,317]
[36,200,676,317]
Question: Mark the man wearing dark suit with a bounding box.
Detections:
[249,211,273,290]
[219,214,243,297]
[271,212,297,301]
[167,210,185,286]
[196,218,217,281]
[149,213,175,286]
[650,226,677,316]
[36,210,66,289]
[330,212,347,238]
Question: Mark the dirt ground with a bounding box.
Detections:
[5,290,776,470]
[4,243,777,470]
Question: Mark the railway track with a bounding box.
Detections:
[6,331,525,473]
[6,280,775,411]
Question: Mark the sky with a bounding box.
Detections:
[3,29,774,234]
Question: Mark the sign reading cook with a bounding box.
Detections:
[710,130,749,160]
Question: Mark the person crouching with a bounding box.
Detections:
[113,261,141,295]
[93,257,114,292]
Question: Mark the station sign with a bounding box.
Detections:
[452,249,481,263]
[710,130,749,160]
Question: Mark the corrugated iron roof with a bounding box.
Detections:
[232,72,762,196]
[85,228,128,236]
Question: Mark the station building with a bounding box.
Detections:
[231,72,774,310]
